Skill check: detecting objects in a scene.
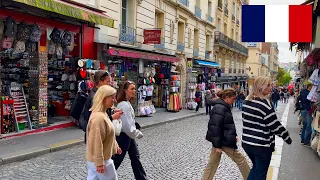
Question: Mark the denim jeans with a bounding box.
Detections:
[238,100,244,110]
[273,100,278,109]
[205,104,211,114]
[301,110,313,144]
[243,144,272,180]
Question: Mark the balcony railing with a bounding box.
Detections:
[205,51,210,59]
[218,0,222,9]
[236,19,239,25]
[119,24,136,44]
[224,7,228,16]
[214,31,248,56]
[207,14,213,23]
[232,15,235,21]
[193,48,199,57]
[195,6,202,19]
[177,42,185,51]
[179,0,189,7]
[154,38,165,50]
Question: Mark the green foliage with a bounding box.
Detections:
[276,67,292,86]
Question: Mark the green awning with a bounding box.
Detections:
[14,0,114,28]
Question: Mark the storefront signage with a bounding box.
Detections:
[107,48,179,62]
[14,0,114,28]
[143,29,161,44]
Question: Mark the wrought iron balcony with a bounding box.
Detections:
[179,0,189,7]
[214,31,248,56]
[224,7,228,16]
[205,51,210,59]
[154,38,165,50]
[177,42,185,51]
[119,24,136,44]
[232,15,235,22]
[195,6,202,19]
[193,48,199,57]
[207,14,213,23]
[236,19,239,25]
[218,0,222,9]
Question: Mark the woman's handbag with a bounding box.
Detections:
[195,97,201,103]
[112,120,122,136]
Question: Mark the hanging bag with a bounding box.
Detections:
[61,30,72,47]
[112,119,122,136]
[4,16,17,37]
[17,21,31,41]
[50,28,61,44]
[29,24,42,42]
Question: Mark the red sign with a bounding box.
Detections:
[143,29,161,44]
[107,49,179,62]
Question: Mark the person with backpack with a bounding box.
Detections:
[79,71,123,143]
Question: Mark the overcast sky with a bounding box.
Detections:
[249,0,306,63]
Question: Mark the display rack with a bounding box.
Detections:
[28,52,48,127]
[10,83,32,132]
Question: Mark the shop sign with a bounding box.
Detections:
[14,0,114,28]
[143,29,161,44]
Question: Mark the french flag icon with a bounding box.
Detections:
[242,5,313,42]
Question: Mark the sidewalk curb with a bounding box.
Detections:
[141,112,206,129]
[0,112,206,165]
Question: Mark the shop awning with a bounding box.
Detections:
[13,0,114,28]
[107,48,179,62]
[195,60,219,67]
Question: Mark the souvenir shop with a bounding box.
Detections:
[0,0,113,136]
[185,59,220,110]
[292,0,320,157]
[100,44,181,116]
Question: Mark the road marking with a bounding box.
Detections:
[267,99,291,180]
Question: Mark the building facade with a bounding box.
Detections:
[80,0,217,105]
[246,42,262,78]
[213,0,248,86]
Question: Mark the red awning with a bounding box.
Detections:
[107,48,179,63]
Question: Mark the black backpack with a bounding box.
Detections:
[50,28,61,44]
[61,30,72,47]
[17,21,31,41]
[4,16,17,37]
[295,95,303,110]
[70,91,88,120]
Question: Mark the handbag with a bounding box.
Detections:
[112,120,122,136]
[195,97,201,103]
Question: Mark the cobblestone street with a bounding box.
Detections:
[0,103,287,180]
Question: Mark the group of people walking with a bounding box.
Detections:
[202,76,292,180]
[75,71,147,180]
[74,71,294,180]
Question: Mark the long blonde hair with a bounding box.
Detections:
[90,85,116,112]
[247,76,271,100]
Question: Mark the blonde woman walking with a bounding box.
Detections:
[86,85,122,180]
[202,89,250,180]
[242,76,292,180]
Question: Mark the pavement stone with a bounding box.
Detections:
[0,103,287,180]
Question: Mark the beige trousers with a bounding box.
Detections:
[202,147,250,180]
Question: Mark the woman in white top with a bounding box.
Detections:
[112,81,147,180]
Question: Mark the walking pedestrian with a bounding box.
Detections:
[86,85,122,180]
[299,83,313,146]
[113,81,147,180]
[280,90,284,103]
[205,90,212,115]
[238,91,246,110]
[202,88,250,180]
[79,71,123,143]
[271,89,280,111]
[242,76,292,180]
[195,87,202,112]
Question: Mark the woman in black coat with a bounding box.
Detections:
[202,88,250,180]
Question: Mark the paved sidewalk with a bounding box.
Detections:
[0,108,205,165]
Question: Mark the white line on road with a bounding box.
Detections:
[269,99,292,180]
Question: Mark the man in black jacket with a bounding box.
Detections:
[79,71,122,143]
